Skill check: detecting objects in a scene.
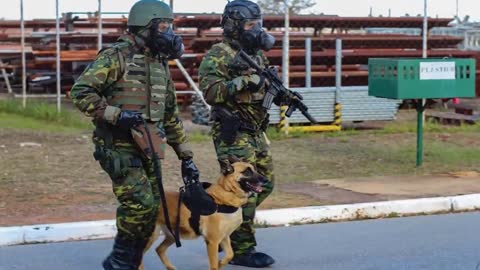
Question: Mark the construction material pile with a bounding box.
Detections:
[1,14,479,103]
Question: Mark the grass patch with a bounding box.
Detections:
[0,113,91,133]
[187,130,211,143]
[266,126,320,140]
[380,119,480,134]
[417,140,480,166]
[324,128,360,137]
[187,127,321,147]
[271,131,480,183]
[0,99,91,130]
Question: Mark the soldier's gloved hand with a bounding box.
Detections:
[273,92,286,106]
[116,110,143,130]
[246,74,265,92]
[181,158,200,185]
[181,158,217,216]
[231,74,265,93]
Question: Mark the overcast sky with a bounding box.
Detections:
[0,0,477,22]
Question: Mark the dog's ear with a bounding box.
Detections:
[221,172,246,198]
[228,155,242,164]
[219,159,234,176]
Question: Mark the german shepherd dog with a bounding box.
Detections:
[140,160,268,270]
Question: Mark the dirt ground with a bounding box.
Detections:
[1,108,479,226]
[0,127,322,226]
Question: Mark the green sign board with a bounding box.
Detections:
[368,58,477,166]
[369,58,476,99]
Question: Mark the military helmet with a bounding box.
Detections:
[128,0,174,27]
[221,0,262,27]
[221,0,262,39]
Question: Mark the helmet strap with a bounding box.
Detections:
[128,26,150,52]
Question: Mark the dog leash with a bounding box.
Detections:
[175,189,184,243]
[143,121,182,247]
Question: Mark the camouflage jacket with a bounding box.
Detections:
[198,40,269,127]
[70,34,191,158]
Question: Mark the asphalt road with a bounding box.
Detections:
[2,212,480,270]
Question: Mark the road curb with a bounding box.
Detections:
[1,194,479,246]
[0,220,116,246]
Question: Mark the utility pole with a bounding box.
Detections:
[456,0,459,19]
[417,0,428,167]
[98,0,102,51]
[281,0,290,134]
[20,0,26,108]
[274,0,290,134]
[56,0,62,112]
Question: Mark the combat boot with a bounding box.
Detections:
[102,235,146,270]
[229,247,275,268]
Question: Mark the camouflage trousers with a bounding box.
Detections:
[212,125,275,255]
[93,139,160,242]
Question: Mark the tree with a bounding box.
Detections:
[256,0,316,15]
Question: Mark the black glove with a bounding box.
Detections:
[181,158,200,185]
[117,110,143,130]
[273,92,286,106]
[181,158,217,216]
[246,74,265,92]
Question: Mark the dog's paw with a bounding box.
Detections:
[218,259,228,269]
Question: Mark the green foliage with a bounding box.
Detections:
[256,0,316,15]
[0,99,91,130]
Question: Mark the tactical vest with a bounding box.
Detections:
[108,49,169,122]
[215,42,266,103]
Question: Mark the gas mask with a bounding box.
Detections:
[239,21,275,54]
[150,19,184,59]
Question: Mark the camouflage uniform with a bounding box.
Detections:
[198,40,274,255]
[70,34,191,243]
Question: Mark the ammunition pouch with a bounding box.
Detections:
[93,124,133,145]
[212,107,242,144]
[212,107,269,144]
[92,124,143,180]
[239,121,257,134]
[239,115,269,134]
[260,113,270,132]
[93,145,142,180]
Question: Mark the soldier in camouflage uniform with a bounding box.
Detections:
[70,1,209,269]
[198,0,276,268]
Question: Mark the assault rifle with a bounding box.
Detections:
[235,50,317,124]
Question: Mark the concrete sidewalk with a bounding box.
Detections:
[2,192,480,246]
[278,172,480,205]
